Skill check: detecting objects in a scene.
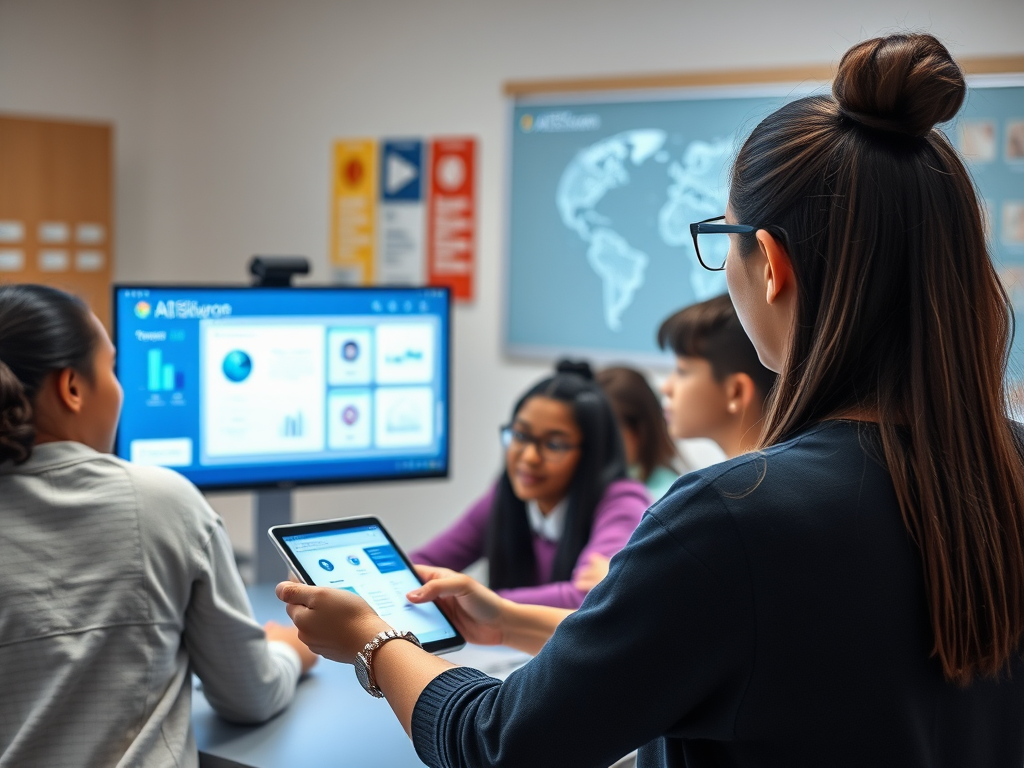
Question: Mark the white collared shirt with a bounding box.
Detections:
[526,497,569,542]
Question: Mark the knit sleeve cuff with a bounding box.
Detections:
[411,666,498,768]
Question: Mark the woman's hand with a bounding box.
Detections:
[573,552,611,592]
[408,565,508,646]
[275,582,391,664]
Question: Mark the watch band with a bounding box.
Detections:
[357,629,422,697]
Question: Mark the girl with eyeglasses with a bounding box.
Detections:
[409,359,650,609]
[279,33,1024,766]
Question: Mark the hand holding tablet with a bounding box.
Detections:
[269,517,465,656]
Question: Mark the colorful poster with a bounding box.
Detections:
[377,139,426,285]
[427,138,476,301]
[331,139,377,285]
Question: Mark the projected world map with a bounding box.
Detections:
[556,130,732,331]
[507,84,1024,368]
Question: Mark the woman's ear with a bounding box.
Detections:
[756,230,794,305]
[55,368,85,415]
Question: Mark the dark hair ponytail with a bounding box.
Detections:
[730,33,1024,684]
[0,284,98,465]
[486,359,627,590]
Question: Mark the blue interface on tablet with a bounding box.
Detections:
[283,525,457,644]
[114,286,449,489]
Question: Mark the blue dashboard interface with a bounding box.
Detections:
[282,524,457,644]
[114,286,449,489]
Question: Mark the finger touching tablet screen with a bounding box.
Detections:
[268,517,465,654]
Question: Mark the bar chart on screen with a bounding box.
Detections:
[146,348,185,392]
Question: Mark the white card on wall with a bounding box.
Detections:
[76,223,106,244]
[75,250,105,271]
[0,221,24,243]
[38,222,70,243]
[39,249,69,271]
[0,249,25,271]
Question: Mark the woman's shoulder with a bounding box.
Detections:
[4,442,219,534]
[79,449,219,529]
[650,420,882,529]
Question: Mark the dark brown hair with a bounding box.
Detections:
[730,33,1024,684]
[658,293,777,398]
[596,366,678,482]
[0,284,98,465]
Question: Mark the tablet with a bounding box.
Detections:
[268,516,465,654]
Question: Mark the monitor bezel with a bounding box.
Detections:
[112,283,452,492]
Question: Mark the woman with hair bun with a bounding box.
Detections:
[0,284,316,768]
[410,359,650,609]
[280,34,1024,766]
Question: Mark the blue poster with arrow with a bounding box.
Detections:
[378,140,427,284]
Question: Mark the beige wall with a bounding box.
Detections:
[2,0,1022,556]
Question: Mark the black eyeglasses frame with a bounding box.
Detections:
[689,215,760,272]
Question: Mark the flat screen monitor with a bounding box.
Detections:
[113,285,450,490]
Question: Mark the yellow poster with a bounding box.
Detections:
[330,139,377,284]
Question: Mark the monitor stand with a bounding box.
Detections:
[254,487,293,584]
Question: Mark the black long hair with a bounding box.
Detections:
[486,360,627,590]
[0,284,98,465]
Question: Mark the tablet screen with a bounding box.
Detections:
[280,523,459,646]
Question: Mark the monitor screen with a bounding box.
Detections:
[113,285,450,490]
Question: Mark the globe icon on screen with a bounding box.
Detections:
[222,350,253,383]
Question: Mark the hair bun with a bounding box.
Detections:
[555,358,594,380]
[0,359,34,465]
[832,33,966,138]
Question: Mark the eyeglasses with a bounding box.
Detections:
[689,215,759,272]
[500,425,580,463]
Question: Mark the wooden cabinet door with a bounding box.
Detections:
[0,115,113,328]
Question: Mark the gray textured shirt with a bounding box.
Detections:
[0,442,301,767]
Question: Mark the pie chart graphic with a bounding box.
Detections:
[222,350,253,383]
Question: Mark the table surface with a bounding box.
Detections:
[193,585,531,768]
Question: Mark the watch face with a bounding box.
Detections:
[354,654,372,691]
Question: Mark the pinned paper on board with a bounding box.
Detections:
[330,139,378,286]
[378,140,426,286]
[0,221,25,243]
[329,136,477,301]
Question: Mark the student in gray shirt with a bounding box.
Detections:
[0,284,317,768]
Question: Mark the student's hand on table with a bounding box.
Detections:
[408,564,507,646]
[275,582,391,664]
[264,620,320,673]
[573,553,611,592]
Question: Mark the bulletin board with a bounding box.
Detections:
[0,115,114,328]
[502,57,1024,369]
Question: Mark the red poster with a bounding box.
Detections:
[427,138,476,301]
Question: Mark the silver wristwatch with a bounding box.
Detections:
[354,629,422,697]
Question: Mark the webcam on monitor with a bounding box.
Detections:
[249,256,310,287]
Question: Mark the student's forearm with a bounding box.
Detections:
[500,601,573,655]
[375,639,456,736]
[374,601,570,735]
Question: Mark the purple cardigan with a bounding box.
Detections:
[409,479,651,609]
